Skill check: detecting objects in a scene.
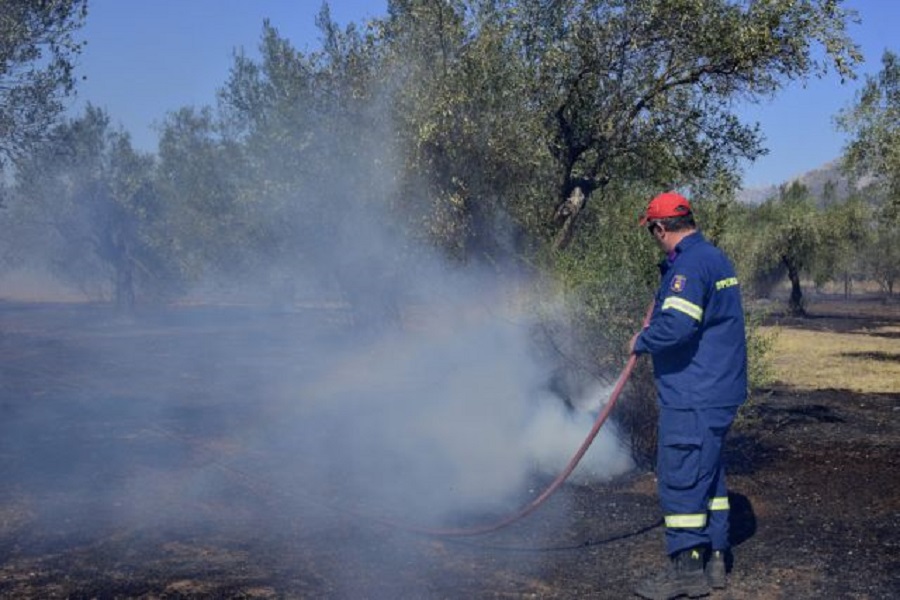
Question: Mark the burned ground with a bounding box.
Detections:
[0,299,898,599]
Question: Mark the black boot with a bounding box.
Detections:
[634,547,711,600]
[706,549,727,589]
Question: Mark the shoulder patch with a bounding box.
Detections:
[670,274,687,293]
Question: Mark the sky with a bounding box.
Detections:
[69,0,898,190]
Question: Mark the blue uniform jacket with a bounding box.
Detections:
[633,232,748,409]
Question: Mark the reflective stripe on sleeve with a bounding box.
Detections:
[665,513,707,529]
[715,277,739,291]
[709,496,730,511]
[661,296,704,321]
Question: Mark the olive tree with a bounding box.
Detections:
[10,105,176,309]
[741,182,821,315]
[217,10,410,322]
[380,0,555,260]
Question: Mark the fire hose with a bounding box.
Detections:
[380,302,655,537]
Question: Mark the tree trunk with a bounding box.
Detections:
[552,186,585,251]
[784,257,806,316]
[551,174,607,251]
[115,243,135,312]
[116,264,134,311]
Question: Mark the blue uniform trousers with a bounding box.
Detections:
[657,405,738,555]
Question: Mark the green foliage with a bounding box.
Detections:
[155,107,257,281]
[381,1,553,259]
[863,220,900,296]
[731,306,777,427]
[547,186,658,371]
[744,307,777,392]
[836,49,900,296]
[0,0,87,172]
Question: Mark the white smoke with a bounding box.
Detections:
[524,382,635,486]
[259,278,635,527]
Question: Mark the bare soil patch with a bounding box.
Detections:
[0,298,897,599]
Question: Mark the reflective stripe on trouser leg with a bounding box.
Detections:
[709,496,729,511]
[665,513,708,529]
[708,494,730,549]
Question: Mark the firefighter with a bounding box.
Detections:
[629,191,747,599]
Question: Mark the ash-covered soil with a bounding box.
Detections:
[0,300,897,599]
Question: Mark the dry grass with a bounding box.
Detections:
[761,324,900,393]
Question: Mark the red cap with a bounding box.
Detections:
[639,192,692,225]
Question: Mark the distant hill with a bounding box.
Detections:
[737,159,865,205]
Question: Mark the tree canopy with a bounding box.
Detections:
[1,0,871,318]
